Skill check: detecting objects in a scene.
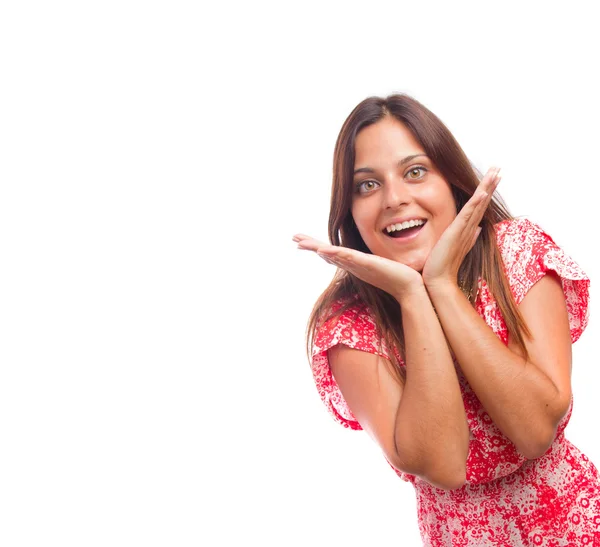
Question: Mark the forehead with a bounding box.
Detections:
[354,117,424,165]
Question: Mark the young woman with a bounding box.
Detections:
[293,94,600,546]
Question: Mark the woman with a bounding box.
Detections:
[293,94,600,546]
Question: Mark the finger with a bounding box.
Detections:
[294,235,366,274]
[316,250,351,271]
[469,226,483,250]
[317,246,359,263]
[450,191,490,248]
[297,241,321,252]
[437,169,499,260]
[293,233,317,244]
[457,191,487,226]
[465,191,492,232]
[319,255,340,266]
[480,167,501,194]
[319,248,390,283]
[462,172,501,246]
[317,247,369,275]
[295,241,342,266]
[477,170,501,212]
[296,238,330,252]
[474,168,496,197]
[483,166,500,182]
[462,168,502,224]
[293,233,330,243]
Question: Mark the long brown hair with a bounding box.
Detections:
[306,94,530,384]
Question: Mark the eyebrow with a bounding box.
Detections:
[353,154,428,176]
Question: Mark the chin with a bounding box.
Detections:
[372,244,427,271]
[410,262,425,273]
[390,254,426,272]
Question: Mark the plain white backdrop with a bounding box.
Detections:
[1,1,599,546]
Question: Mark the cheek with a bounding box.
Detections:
[428,189,457,225]
[350,205,371,237]
[431,211,456,241]
[442,208,457,227]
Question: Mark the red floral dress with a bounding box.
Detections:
[311,218,600,546]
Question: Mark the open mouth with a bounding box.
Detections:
[383,220,427,239]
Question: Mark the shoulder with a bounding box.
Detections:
[494,217,553,253]
[310,298,392,431]
[313,298,390,359]
[493,217,587,283]
[492,217,589,342]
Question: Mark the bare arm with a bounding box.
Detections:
[329,285,469,490]
[418,168,572,459]
[426,272,572,459]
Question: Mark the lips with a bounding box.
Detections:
[388,225,424,239]
[383,220,427,240]
[383,218,427,234]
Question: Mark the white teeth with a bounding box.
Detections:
[385,219,425,233]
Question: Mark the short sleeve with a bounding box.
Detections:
[310,303,390,431]
[496,218,590,343]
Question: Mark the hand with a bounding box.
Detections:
[422,167,501,289]
[293,234,425,302]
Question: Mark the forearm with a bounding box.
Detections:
[394,286,470,487]
[426,282,561,459]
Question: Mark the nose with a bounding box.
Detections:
[382,178,411,209]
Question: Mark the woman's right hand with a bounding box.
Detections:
[293,234,425,302]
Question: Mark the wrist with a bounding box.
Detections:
[393,280,428,305]
[424,278,461,300]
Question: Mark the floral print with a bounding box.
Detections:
[310,218,599,546]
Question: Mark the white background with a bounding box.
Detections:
[1,1,598,546]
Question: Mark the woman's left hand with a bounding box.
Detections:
[422,167,501,290]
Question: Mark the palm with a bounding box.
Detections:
[422,167,501,287]
[294,234,423,301]
[422,223,466,284]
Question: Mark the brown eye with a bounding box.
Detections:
[356,180,380,194]
[407,166,427,180]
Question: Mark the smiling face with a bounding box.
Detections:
[351,116,457,272]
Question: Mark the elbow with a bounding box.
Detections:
[520,443,551,461]
[515,397,569,460]
[518,428,556,460]
[389,434,468,490]
[391,452,466,491]
[432,466,467,491]
[421,467,466,491]
[387,450,419,477]
[432,472,466,491]
[446,477,467,491]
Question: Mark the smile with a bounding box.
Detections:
[383,219,427,239]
